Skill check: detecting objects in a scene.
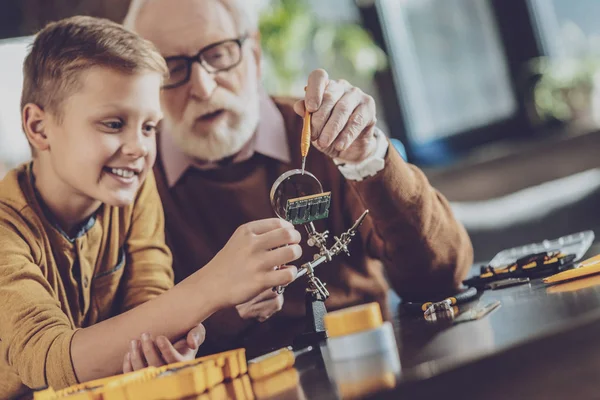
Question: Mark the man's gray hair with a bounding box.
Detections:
[123,0,258,34]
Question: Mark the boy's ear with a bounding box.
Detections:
[22,103,50,152]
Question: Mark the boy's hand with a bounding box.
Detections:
[205,218,302,308]
[122,323,205,372]
[236,288,284,322]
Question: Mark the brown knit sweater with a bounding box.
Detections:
[154,97,473,356]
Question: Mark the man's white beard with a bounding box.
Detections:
[166,92,260,162]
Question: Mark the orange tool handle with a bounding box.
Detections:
[301,109,311,158]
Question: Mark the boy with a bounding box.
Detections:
[0,16,301,399]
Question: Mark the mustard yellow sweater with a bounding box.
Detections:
[0,163,174,399]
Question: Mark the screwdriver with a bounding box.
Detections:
[301,109,311,175]
[248,345,313,380]
[543,254,600,284]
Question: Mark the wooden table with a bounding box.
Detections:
[245,266,600,399]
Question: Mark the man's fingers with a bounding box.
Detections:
[254,294,285,322]
[254,287,281,302]
[310,80,345,142]
[253,293,285,311]
[257,227,301,250]
[156,336,182,364]
[305,69,329,112]
[293,100,305,117]
[240,288,279,307]
[141,333,165,367]
[331,103,372,153]
[237,288,285,320]
[241,218,294,236]
[123,352,133,374]
[129,339,147,370]
[318,89,363,150]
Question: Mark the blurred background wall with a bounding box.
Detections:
[2,0,600,263]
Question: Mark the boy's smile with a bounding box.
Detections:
[104,166,143,185]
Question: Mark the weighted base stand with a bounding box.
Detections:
[293,291,328,348]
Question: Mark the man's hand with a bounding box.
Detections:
[123,323,206,372]
[236,288,284,322]
[294,69,378,163]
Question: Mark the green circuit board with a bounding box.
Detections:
[285,192,331,225]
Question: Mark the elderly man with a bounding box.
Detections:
[124,0,473,355]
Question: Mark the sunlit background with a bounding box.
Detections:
[2,0,600,262]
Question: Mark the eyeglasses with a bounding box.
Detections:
[162,36,248,89]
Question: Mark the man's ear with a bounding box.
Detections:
[22,103,51,152]
[250,30,262,79]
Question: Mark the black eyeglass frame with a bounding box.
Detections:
[162,35,248,89]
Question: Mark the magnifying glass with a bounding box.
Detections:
[269,169,331,294]
[270,169,331,225]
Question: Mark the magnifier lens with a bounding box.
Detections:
[270,169,323,221]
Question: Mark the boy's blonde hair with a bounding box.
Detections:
[21,15,168,121]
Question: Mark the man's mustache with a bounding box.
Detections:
[186,91,241,120]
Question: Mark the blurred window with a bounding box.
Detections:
[529,0,600,58]
[377,0,517,144]
[0,36,33,167]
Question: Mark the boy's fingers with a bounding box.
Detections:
[264,245,302,268]
[244,218,293,235]
[265,265,298,288]
[258,227,301,250]
[141,333,165,367]
[186,324,206,349]
[123,352,133,374]
[173,337,190,354]
[129,339,147,370]
[157,336,182,364]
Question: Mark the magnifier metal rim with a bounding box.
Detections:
[270,169,323,219]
